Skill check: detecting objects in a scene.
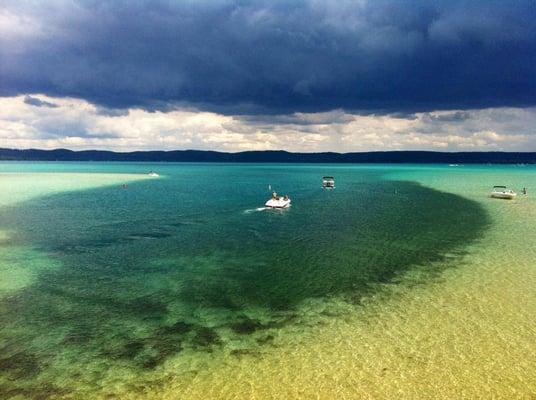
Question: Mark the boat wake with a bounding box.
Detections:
[244,207,267,214]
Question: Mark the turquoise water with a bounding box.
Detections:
[0,163,493,398]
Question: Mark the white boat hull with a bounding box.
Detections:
[265,198,291,208]
[491,192,516,199]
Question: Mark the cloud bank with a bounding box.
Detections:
[1,95,534,152]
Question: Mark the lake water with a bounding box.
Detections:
[0,162,535,399]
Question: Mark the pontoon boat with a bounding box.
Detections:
[322,176,335,189]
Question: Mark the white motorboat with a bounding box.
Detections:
[490,186,517,199]
[322,176,335,189]
[265,195,291,209]
[148,171,159,177]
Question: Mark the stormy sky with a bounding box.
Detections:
[1,0,535,151]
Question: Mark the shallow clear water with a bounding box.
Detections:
[0,162,535,399]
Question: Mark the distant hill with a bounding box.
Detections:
[1,148,536,164]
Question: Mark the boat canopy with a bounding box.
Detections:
[493,185,507,189]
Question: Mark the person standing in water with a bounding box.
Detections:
[522,187,527,195]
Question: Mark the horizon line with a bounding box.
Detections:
[3,147,536,155]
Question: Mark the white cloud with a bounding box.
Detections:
[0,95,535,152]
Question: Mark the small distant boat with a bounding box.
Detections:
[148,171,159,177]
[265,194,291,209]
[449,164,459,167]
[490,186,517,199]
[322,176,335,189]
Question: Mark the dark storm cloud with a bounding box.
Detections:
[23,95,59,108]
[95,106,130,117]
[385,112,419,120]
[237,110,355,125]
[423,111,471,122]
[1,0,535,114]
